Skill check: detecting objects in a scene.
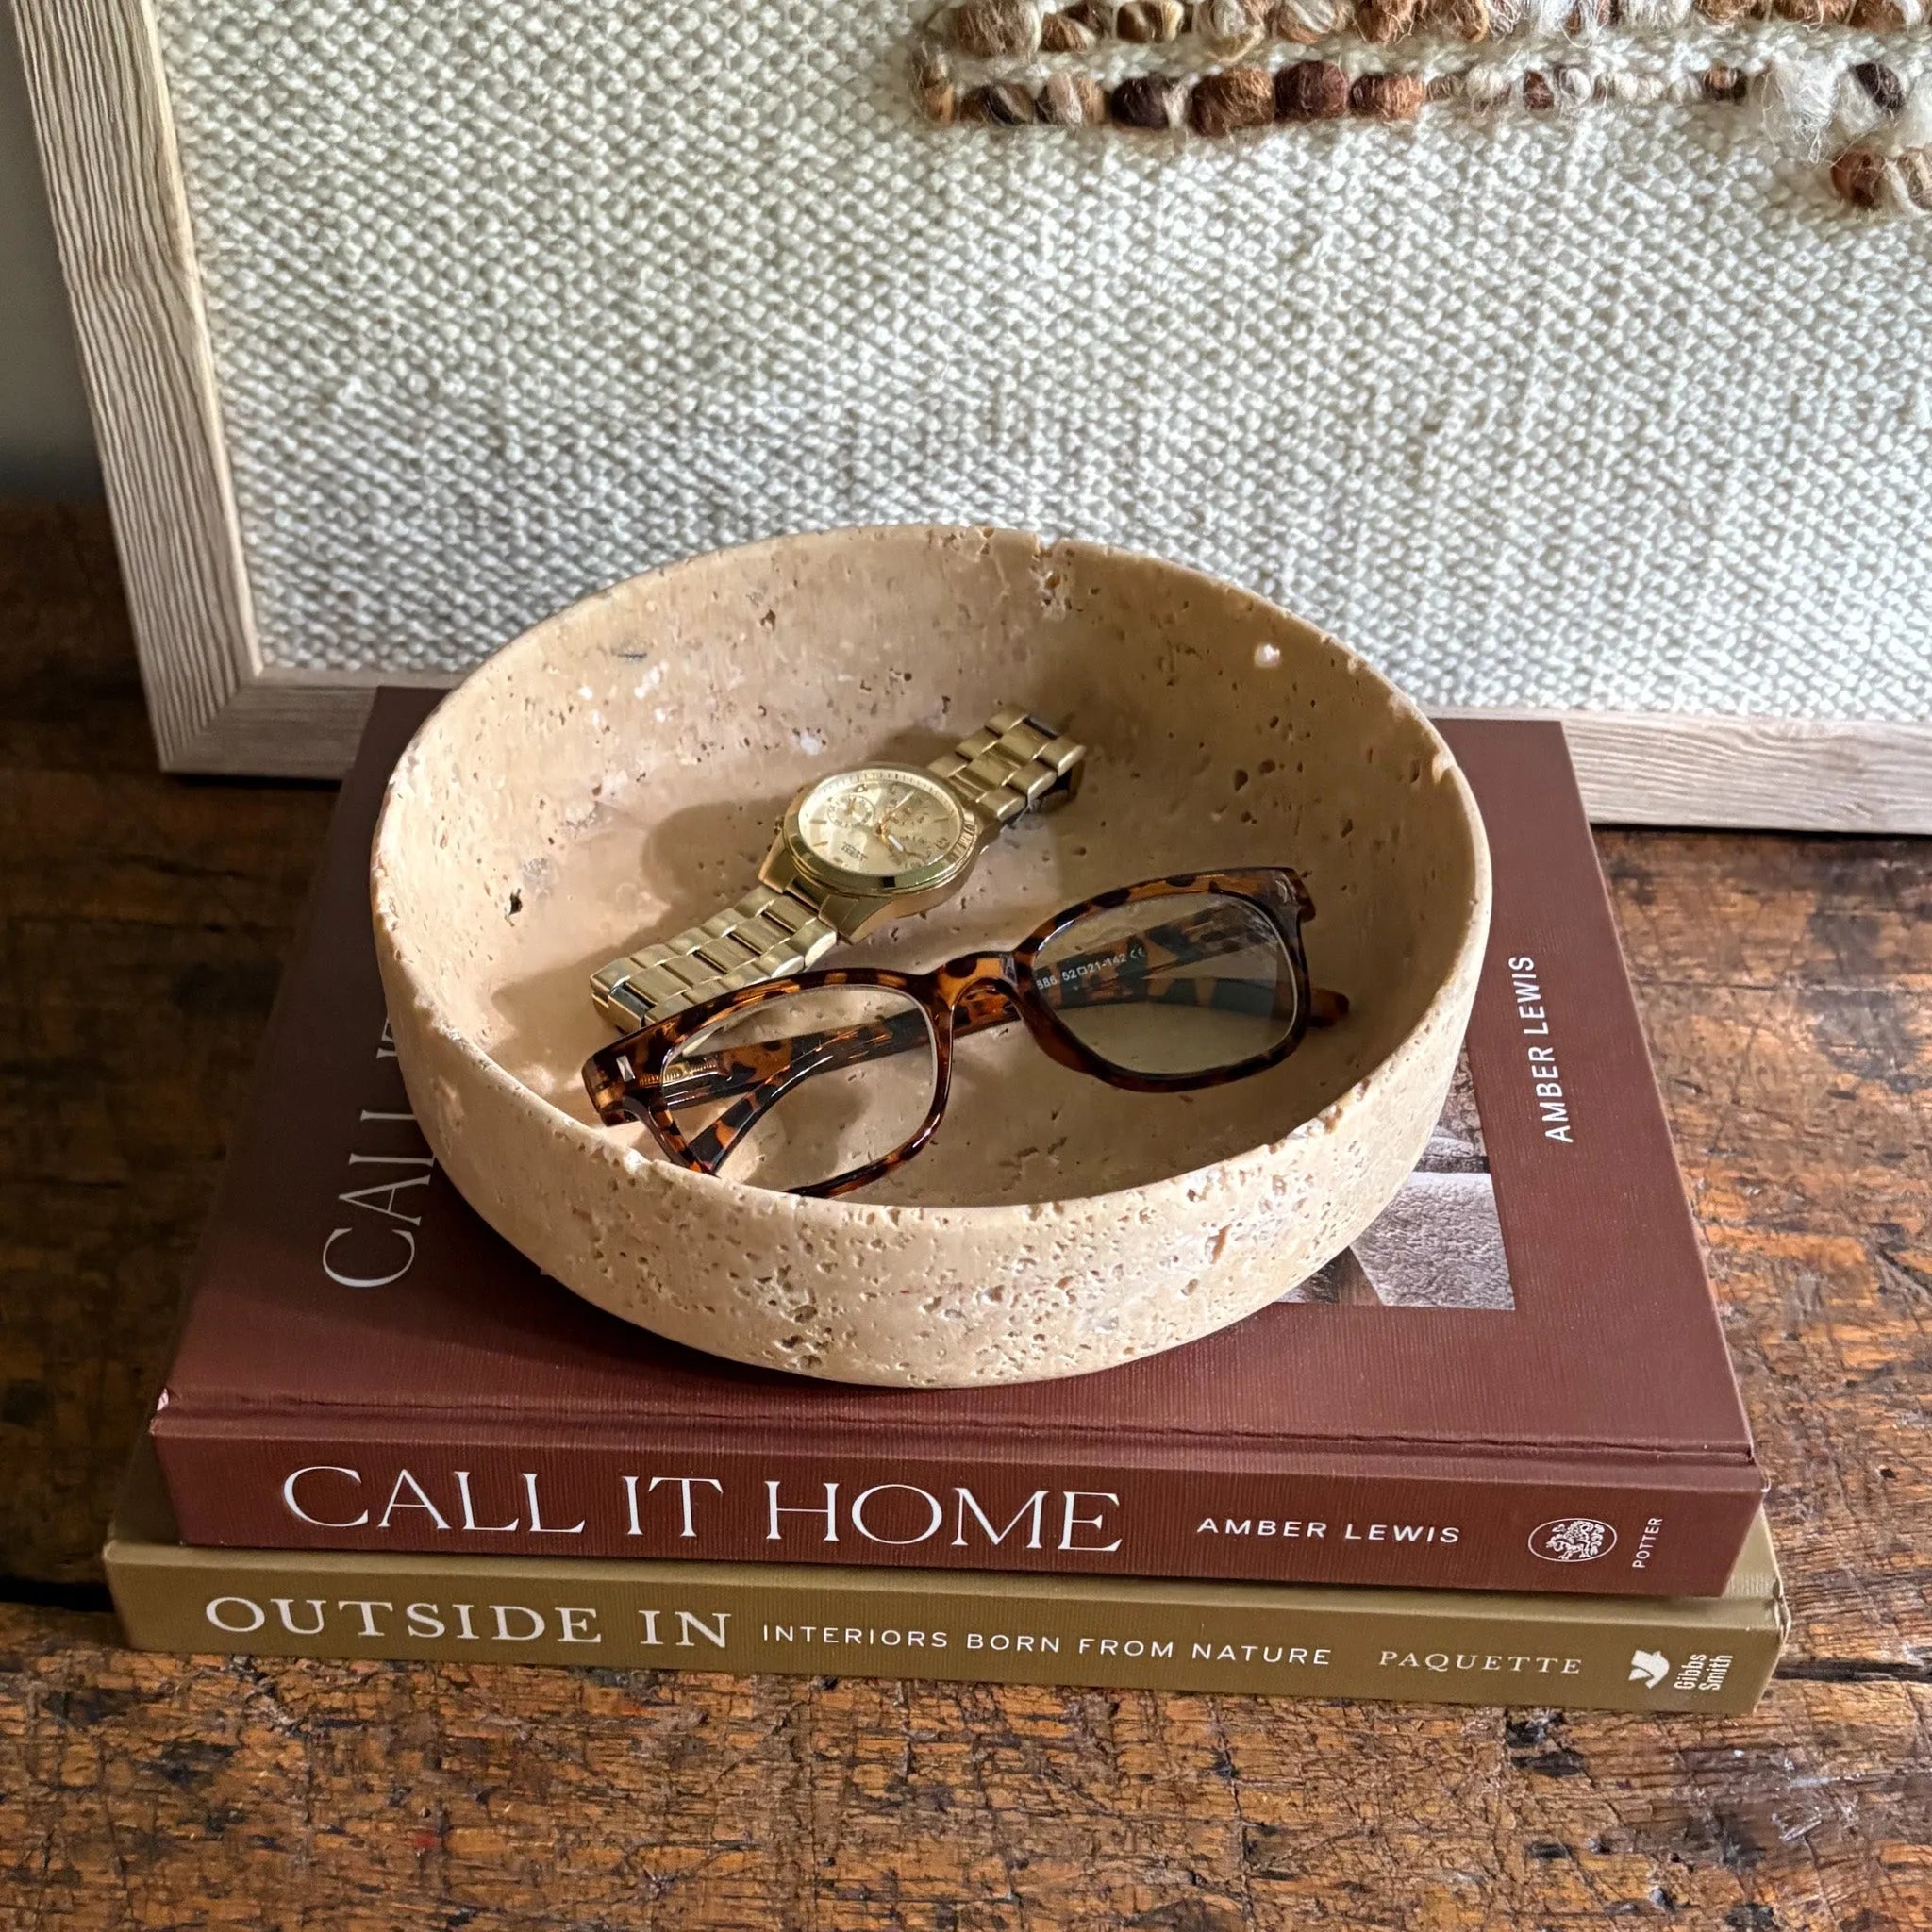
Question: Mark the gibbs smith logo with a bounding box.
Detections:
[1529,1517,1617,1563]
[1629,1647,1735,1694]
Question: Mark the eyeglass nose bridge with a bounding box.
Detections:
[933,950,1103,1081]
[940,952,1027,1033]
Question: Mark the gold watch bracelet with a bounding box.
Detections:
[590,708,1084,1030]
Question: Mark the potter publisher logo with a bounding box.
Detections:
[1529,1517,1617,1563]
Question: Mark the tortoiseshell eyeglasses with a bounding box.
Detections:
[582,869,1346,1199]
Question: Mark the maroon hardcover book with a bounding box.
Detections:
[151,692,1761,1595]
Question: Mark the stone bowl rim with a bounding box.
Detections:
[370,522,1493,1233]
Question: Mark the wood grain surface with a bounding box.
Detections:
[9,0,260,772]
[1446,711,1932,838]
[1,502,1926,1929]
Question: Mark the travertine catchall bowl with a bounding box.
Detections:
[372,526,1491,1387]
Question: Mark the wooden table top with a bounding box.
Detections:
[2,503,1925,1931]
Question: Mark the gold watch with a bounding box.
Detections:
[589,708,1088,1028]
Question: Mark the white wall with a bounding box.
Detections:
[0,25,98,494]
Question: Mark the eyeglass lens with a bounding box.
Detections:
[661,985,937,1191]
[1033,893,1299,1076]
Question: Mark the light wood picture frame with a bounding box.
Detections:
[13,0,1932,828]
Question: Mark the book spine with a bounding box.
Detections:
[106,1539,1782,1716]
[153,1429,1764,1597]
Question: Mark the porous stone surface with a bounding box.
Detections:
[370,525,1490,1386]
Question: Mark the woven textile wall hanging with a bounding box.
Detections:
[923,0,1932,218]
[12,0,1932,823]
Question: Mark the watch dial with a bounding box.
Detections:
[796,769,966,879]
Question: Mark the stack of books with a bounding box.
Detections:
[109,696,1785,1713]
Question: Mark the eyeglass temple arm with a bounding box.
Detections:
[1016,899,1346,1026]
[663,908,1343,1173]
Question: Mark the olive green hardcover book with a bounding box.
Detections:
[107,1443,1787,1713]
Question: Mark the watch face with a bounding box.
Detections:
[792,767,970,886]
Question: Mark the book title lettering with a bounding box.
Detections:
[198,1596,1339,1674]
[279,1466,1126,1553]
[321,1021,435,1289]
